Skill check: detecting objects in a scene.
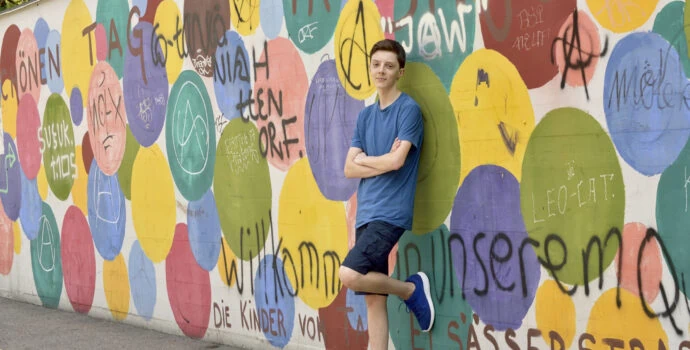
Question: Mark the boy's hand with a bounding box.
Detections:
[390,138,401,153]
[354,152,367,164]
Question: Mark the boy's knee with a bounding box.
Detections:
[339,266,360,290]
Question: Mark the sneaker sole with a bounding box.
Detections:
[419,272,435,332]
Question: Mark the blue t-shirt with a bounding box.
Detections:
[351,93,423,230]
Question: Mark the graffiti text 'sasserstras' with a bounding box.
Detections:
[531,174,615,223]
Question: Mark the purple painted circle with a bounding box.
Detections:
[449,165,540,330]
[304,60,362,201]
[123,22,168,147]
[70,87,83,126]
[0,134,21,221]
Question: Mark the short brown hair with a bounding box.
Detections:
[370,39,406,68]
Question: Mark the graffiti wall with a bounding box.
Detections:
[1,0,690,349]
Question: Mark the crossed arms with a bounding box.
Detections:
[344,138,413,179]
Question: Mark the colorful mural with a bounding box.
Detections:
[3,0,690,349]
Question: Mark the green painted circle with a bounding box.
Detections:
[30,202,63,309]
[398,63,460,234]
[520,108,624,285]
[214,119,271,261]
[42,93,75,201]
[388,225,472,347]
[657,138,690,298]
[654,1,690,77]
[165,70,216,201]
[118,126,140,200]
[394,0,475,90]
[283,0,340,53]
[96,0,128,78]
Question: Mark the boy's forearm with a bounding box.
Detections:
[345,162,387,178]
[359,153,401,172]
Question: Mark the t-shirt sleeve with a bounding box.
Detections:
[397,102,423,149]
[351,110,364,149]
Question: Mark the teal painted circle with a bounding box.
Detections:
[165,70,216,201]
[30,202,63,309]
[657,138,690,298]
[283,0,340,53]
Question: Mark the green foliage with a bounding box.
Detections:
[0,0,33,12]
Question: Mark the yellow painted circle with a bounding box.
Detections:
[37,163,49,200]
[1,80,17,138]
[217,237,236,287]
[587,288,667,349]
[278,158,348,308]
[103,254,130,321]
[154,0,183,84]
[334,0,384,100]
[231,0,260,35]
[450,49,534,185]
[586,0,658,33]
[61,0,96,103]
[71,146,88,213]
[131,145,176,263]
[535,280,576,348]
[12,220,20,254]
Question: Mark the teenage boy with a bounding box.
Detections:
[339,39,434,350]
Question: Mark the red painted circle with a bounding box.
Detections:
[166,223,211,338]
[61,206,96,314]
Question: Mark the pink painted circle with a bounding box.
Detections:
[16,94,41,179]
[0,199,13,275]
[253,38,307,171]
[166,223,211,338]
[615,222,662,304]
[15,28,40,104]
[87,61,127,175]
[61,205,96,314]
[553,10,602,88]
[95,23,107,62]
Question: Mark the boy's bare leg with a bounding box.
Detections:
[339,267,414,300]
[366,295,389,350]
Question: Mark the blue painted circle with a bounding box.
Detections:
[19,167,41,240]
[254,255,295,348]
[604,32,690,175]
[87,160,125,261]
[260,0,283,40]
[128,240,156,321]
[187,190,222,271]
[213,31,251,120]
[345,288,368,331]
[44,30,64,94]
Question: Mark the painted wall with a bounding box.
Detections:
[0,0,688,349]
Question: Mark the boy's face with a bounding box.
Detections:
[370,50,403,90]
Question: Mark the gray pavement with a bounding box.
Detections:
[0,297,241,350]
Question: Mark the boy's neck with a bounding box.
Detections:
[377,87,402,110]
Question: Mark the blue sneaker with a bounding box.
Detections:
[404,272,435,332]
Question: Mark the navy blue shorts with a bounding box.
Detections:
[342,220,405,295]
